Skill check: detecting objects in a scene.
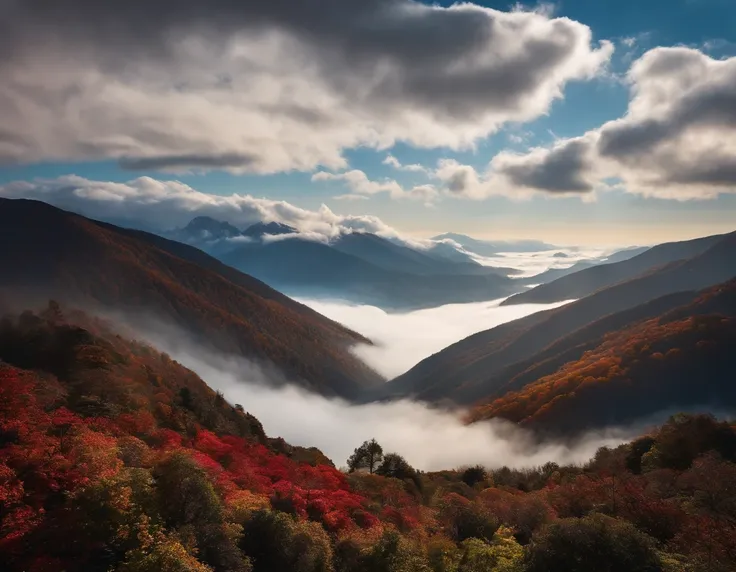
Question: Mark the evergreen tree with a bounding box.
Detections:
[347,439,384,474]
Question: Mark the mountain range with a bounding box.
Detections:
[167,218,655,311]
[502,233,726,305]
[469,278,736,434]
[0,199,382,398]
[2,196,735,436]
[377,230,736,413]
[168,217,526,310]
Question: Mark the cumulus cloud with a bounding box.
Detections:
[490,136,599,194]
[478,47,736,200]
[0,1,612,173]
[332,194,371,202]
[0,175,406,240]
[313,169,438,202]
[383,154,428,173]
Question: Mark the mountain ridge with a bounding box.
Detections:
[503,231,729,306]
[0,198,382,398]
[378,231,736,404]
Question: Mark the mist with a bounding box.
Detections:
[131,329,636,472]
[296,297,573,378]
[472,247,610,278]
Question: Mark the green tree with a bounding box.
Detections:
[240,510,333,572]
[348,439,384,474]
[457,529,523,572]
[154,452,249,572]
[438,494,499,544]
[376,453,417,481]
[118,532,217,572]
[359,529,430,572]
[524,514,663,572]
[460,466,487,489]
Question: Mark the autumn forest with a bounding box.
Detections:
[1,301,735,572]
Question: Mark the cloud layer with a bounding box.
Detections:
[481,48,736,200]
[0,1,612,173]
[0,175,402,240]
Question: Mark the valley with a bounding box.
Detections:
[2,2,736,569]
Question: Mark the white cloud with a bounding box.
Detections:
[478,47,736,200]
[313,169,438,203]
[0,175,406,240]
[382,154,428,173]
[0,1,613,173]
[621,37,637,48]
[332,194,370,201]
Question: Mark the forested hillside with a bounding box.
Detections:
[0,199,382,398]
[1,302,735,571]
[382,245,736,405]
[470,280,736,433]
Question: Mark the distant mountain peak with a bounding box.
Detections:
[242,221,297,238]
[184,216,241,236]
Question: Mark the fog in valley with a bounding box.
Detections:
[122,249,663,473]
[471,247,610,277]
[166,347,642,473]
[297,297,573,378]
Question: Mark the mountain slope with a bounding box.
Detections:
[379,232,736,403]
[241,221,296,238]
[332,232,510,276]
[222,237,521,311]
[0,198,382,397]
[503,232,729,305]
[603,246,650,264]
[470,279,736,434]
[521,260,597,285]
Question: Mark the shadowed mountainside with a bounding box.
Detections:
[502,232,729,306]
[0,198,382,398]
[470,279,736,434]
[378,232,736,404]
[221,236,521,311]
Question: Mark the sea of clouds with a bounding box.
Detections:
[297,297,572,379]
[121,245,665,472]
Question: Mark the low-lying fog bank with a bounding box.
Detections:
[297,297,573,378]
[131,315,730,474]
[166,348,641,472]
[472,247,609,278]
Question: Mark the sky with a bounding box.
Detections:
[1,0,735,245]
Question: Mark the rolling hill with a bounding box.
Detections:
[0,198,382,398]
[378,231,736,404]
[502,232,729,305]
[2,302,733,571]
[469,279,736,434]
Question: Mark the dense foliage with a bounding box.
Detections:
[470,280,736,432]
[1,303,735,571]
